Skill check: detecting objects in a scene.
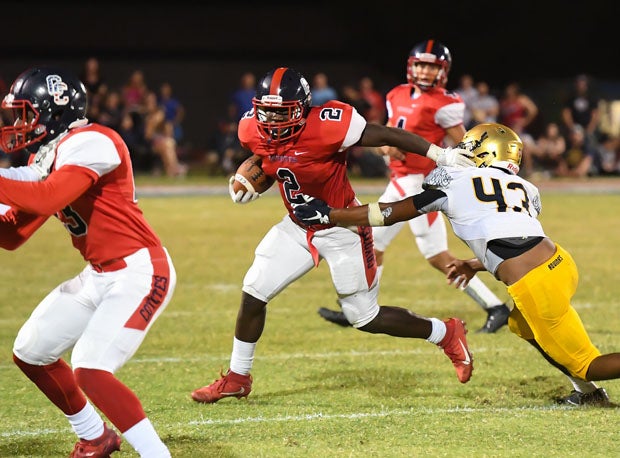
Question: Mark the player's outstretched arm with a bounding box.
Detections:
[358,123,473,167]
[293,194,421,227]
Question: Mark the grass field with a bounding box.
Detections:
[1,185,620,457]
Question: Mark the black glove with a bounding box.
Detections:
[292,194,332,225]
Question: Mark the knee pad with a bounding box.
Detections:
[338,288,380,328]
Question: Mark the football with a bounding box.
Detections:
[231,154,275,195]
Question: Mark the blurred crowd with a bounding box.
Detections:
[2,58,620,181]
[455,73,620,179]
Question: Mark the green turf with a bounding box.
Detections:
[1,190,619,457]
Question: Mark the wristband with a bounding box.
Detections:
[426,144,443,162]
[367,202,385,226]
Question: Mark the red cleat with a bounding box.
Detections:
[191,369,253,403]
[439,318,474,383]
[70,422,121,457]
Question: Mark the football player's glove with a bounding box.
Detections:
[228,175,260,204]
[426,144,474,168]
[292,194,332,225]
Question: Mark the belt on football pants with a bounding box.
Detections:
[91,257,128,273]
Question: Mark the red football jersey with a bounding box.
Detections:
[385,84,464,176]
[0,123,161,264]
[238,100,367,226]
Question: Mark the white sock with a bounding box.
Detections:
[66,402,104,440]
[426,318,447,344]
[464,275,503,311]
[123,418,170,458]
[376,265,384,282]
[567,375,598,394]
[230,337,256,375]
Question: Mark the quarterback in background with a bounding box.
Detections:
[191,66,476,404]
[295,122,617,407]
[318,39,510,333]
[0,67,175,457]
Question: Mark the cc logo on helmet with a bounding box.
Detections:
[45,75,69,106]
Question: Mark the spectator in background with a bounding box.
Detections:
[340,83,370,114]
[80,57,108,123]
[470,80,499,125]
[310,72,337,106]
[158,82,185,145]
[230,72,256,120]
[511,121,540,178]
[528,122,566,178]
[98,90,124,132]
[359,76,386,124]
[561,74,601,144]
[556,125,597,178]
[212,103,250,175]
[593,133,619,176]
[118,111,153,173]
[455,74,478,129]
[122,69,148,114]
[143,91,188,178]
[499,81,539,135]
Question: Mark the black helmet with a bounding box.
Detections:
[252,67,312,143]
[0,66,87,153]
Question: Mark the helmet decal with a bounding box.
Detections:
[46,75,69,106]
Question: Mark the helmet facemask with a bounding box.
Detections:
[0,96,47,153]
[252,67,311,144]
[254,94,307,143]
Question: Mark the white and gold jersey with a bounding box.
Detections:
[413,165,546,275]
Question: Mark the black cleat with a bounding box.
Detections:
[477,304,510,333]
[318,307,351,327]
[557,388,617,407]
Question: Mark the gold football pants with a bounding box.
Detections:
[506,243,601,380]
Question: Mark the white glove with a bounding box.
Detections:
[426,144,474,168]
[228,175,260,204]
[29,141,57,180]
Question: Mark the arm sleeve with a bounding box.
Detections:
[0,166,95,216]
[411,188,447,213]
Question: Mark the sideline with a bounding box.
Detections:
[136,176,620,197]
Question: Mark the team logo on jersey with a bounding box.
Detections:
[423,167,452,189]
[46,75,69,106]
[531,192,542,214]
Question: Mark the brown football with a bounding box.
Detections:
[232,154,275,194]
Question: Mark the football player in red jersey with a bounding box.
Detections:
[318,40,511,333]
[0,67,175,457]
[191,66,476,404]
